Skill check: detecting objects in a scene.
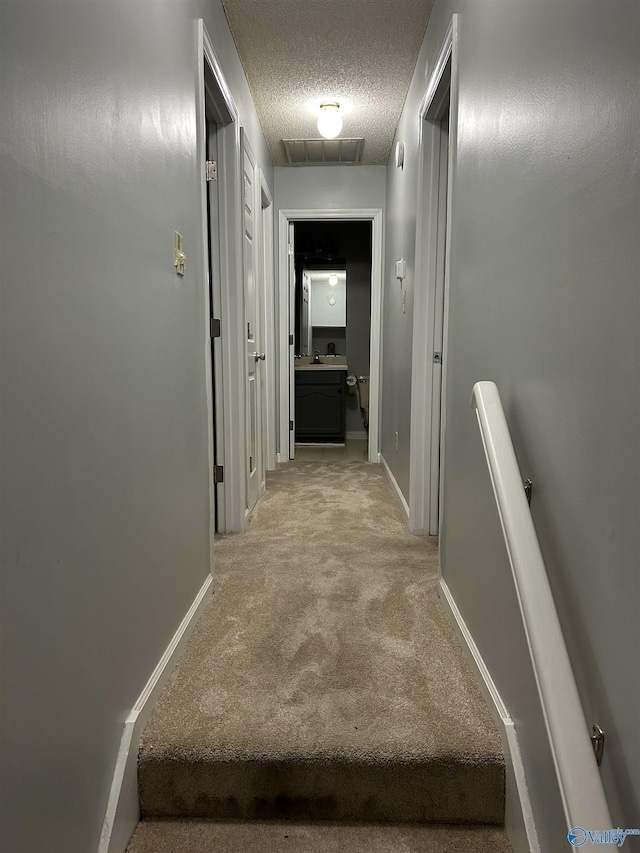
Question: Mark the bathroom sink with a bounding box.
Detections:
[295,364,348,371]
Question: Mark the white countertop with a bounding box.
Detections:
[295,364,348,372]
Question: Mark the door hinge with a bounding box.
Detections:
[210,318,221,338]
[213,464,224,484]
[433,352,442,364]
[289,334,294,345]
[288,243,294,256]
[206,160,217,182]
[289,420,294,431]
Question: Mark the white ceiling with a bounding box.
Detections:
[221,0,435,166]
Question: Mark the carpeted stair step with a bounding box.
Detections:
[138,746,504,823]
[137,463,506,826]
[127,819,514,853]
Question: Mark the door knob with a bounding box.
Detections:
[253,352,266,361]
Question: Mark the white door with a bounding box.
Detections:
[429,106,450,535]
[242,131,261,514]
[288,222,296,459]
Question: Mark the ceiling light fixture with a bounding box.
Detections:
[317,102,342,139]
[328,274,338,286]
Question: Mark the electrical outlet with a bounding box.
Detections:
[394,431,399,451]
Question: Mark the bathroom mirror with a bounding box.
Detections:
[297,265,347,356]
[309,270,346,327]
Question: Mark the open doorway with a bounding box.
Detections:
[278,209,383,465]
[292,221,372,460]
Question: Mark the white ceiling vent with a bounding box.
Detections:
[282,138,364,166]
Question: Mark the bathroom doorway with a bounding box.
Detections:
[278,210,383,463]
[294,220,371,455]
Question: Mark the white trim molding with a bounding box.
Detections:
[380,453,410,524]
[278,209,383,466]
[98,574,213,853]
[196,19,217,555]
[439,577,540,853]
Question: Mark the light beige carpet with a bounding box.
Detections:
[138,462,505,826]
[127,819,514,852]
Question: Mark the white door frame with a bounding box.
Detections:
[286,220,296,460]
[258,172,277,473]
[197,20,246,534]
[278,209,384,464]
[408,16,458,536]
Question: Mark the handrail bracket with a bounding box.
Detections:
[591,724,605,767]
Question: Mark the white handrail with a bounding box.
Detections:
[471,381,612,833]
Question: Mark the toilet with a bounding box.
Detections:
[356,376,370,431]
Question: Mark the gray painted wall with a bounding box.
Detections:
[383,0,639,846]
[381,155,415,495]
[0,2,272,851]
[274,165,386,213]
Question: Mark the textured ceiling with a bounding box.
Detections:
[221,0,435,166]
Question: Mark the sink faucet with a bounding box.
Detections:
[313,351,322,364]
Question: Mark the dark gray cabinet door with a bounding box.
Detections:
[295,371,346,442]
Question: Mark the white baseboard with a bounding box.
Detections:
[439,578,539,853]
[380,453,410,524]
[98,573,213,853]
[346,430,368,440]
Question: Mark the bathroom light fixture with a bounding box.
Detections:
[317,102,342,139]
[328,274,338,286]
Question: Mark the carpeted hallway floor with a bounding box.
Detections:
[128,461,512,852]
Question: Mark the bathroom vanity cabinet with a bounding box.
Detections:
[295,369,347,443]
